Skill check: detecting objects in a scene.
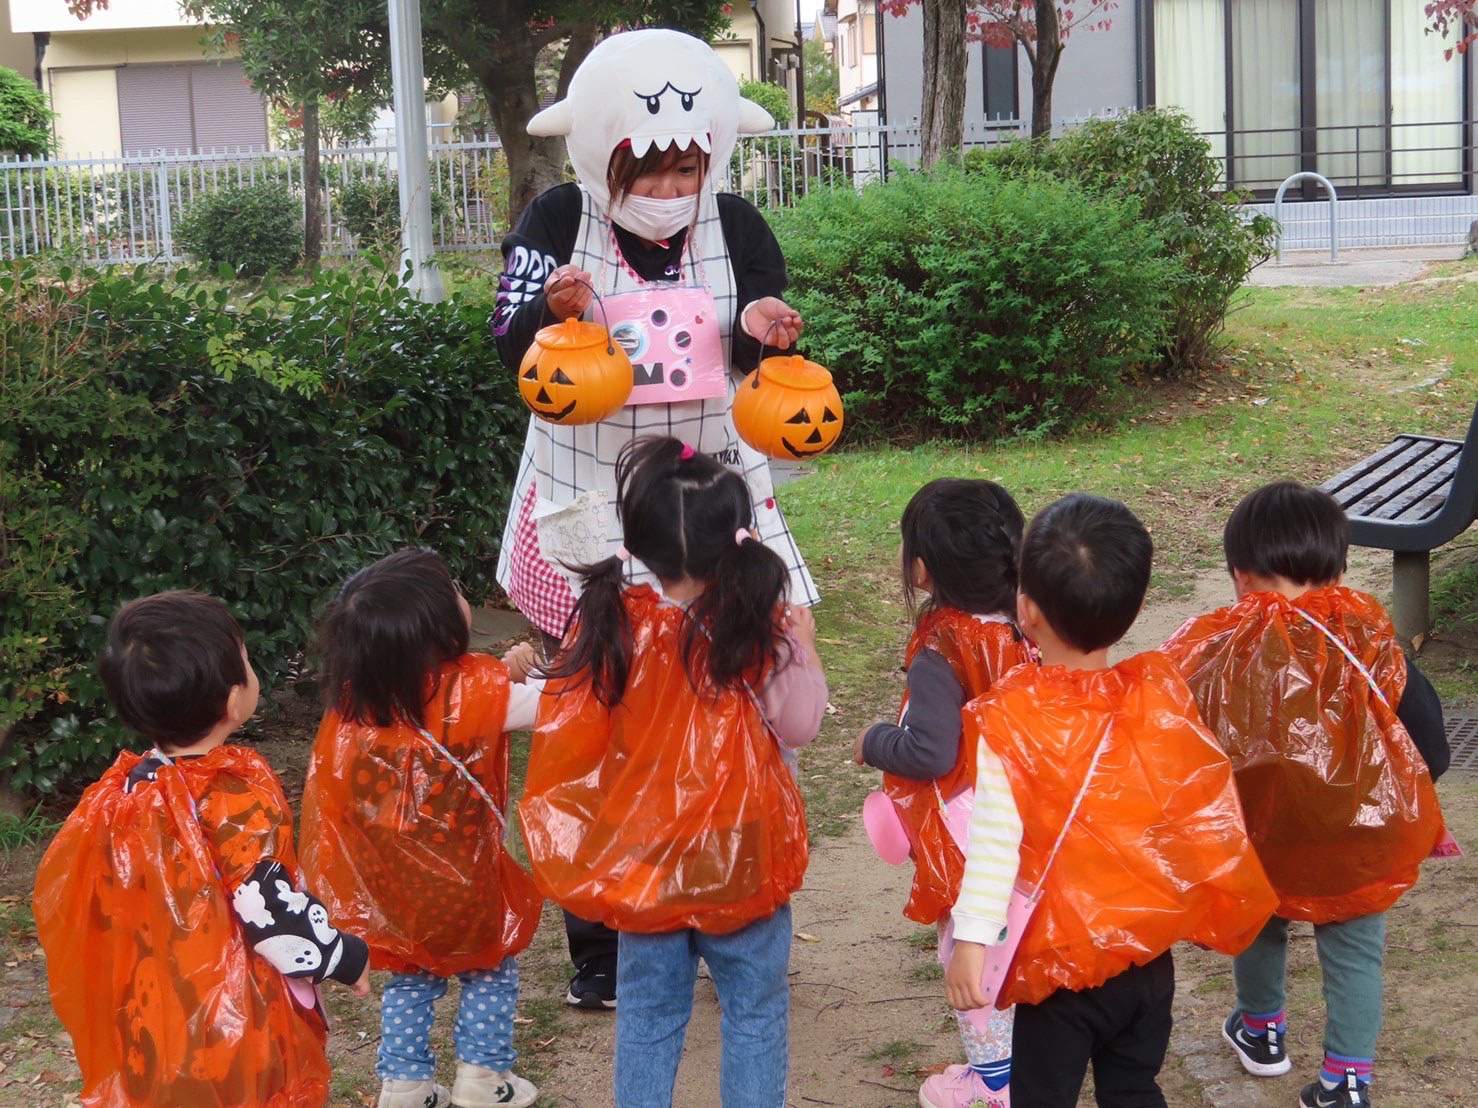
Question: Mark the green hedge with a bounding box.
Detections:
[768,165,1176,441]
[176,182,304,276]
[1,261,523,793]
[967,110,1276,372]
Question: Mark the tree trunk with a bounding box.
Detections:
[301,95,323,266]
[477,27,599,230]
[1031,0,1064,139]
[920,0,967,167]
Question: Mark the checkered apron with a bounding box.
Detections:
[496,186,818,636]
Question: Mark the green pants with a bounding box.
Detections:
[1233,913,1386,1061]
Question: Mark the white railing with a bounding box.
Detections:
[0,122,1030,264]
[0,137,508,264]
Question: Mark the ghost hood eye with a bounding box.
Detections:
[632,81,702,113]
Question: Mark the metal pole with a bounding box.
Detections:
[388,0,444,301]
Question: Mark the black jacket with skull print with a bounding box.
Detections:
[491,182,788,375]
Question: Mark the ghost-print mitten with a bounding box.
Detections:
[232,860,369,986]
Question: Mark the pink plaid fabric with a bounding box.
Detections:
[506,481,576,638]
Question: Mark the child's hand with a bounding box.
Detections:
[744,297,804,349]
[852,728,869,765]
[351,963,371,998]
[502,641,539,683]
[785,603,817,656]
[946,940,990,1012]
[545,266,593,319]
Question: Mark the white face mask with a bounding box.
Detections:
[612,193,698,241]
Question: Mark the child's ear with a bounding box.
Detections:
[910,557,931,592]
[1230,569,1255,599]
[1016,590,1040,634]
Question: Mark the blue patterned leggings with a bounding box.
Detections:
[376,958,519,1080]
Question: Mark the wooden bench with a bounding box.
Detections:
[1320,400,1478,647]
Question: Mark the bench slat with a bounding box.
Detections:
[1322,437,1420,497]
[1359,451,1460,522]
[1348,442,1462,517]
[1332,438,1444,511]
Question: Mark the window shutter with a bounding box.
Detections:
[190,62,268,152]
[117,65,193,155]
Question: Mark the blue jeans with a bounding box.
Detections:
[1234,913,1386,1060]
[614,904,792,1108]
[376,958,519,1080]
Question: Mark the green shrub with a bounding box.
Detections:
[967,110,1276,372]
[0,66,53,157]
[768,166,1176,441]
[334,177,452,251]
[0,261,524,793]
[176,182,303,276]
[739,79,793,127]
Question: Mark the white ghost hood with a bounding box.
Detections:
[528,28,775,214]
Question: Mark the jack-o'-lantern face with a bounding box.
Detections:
[731,354,845,461]
[518,319,633,426]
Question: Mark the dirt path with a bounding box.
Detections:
[513,551,1475,1108]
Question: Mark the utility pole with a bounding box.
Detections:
[388,0,445,301]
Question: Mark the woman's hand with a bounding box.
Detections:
[852,727,870,766]
[946,941,990,1012]
[743,298,804,349]
[545,266,593,320]
[351,963,371,998]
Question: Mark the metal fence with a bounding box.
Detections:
[2,116,1476,263]
[0,137,507,264]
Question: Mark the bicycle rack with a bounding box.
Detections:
[1273,172,1339,264]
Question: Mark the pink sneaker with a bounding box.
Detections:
[918,1064,1010,1108]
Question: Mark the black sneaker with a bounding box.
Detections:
[1300,1071,1372,1107]
[565,960,617,1009]
[1221,1011,1292,1076]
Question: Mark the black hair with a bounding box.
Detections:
[99,590,248,750]
[1223,480,1349,586]
[318,547,470,728]
[900,478,1024,619]
[545,437,790,706]
[1018,494,1153,653]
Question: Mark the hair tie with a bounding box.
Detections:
[734,528,754,547]
[679,443,696,461]
[616,545,631,562]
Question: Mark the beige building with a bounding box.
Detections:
[0,0,35,81]
[712,0,804,122]
[11,0,268,158]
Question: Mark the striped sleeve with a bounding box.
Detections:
[951,741,1023,944]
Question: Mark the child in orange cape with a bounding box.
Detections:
[520,436,828,1108]
[853,478,1035,1108]
[300,547,544,1108]
[946,495,1277,1108]
[33,591,369,1108]
[1162,482,1449,1108]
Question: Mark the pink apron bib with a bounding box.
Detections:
[603,284,727,406]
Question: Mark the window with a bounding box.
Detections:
[117,62,267,155]
[861,2,877,55]
[847,17,859,66]
[1151,0,1467,192]
[982,41,1018,120]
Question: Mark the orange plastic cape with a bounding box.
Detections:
[32,746,329,1108]
[1162,587,1444,923]
[884,609,1034,924]
[971,654,1278,1008]
[300,654,542,976]
[519,585,808,934]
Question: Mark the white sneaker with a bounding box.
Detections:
[378,1079,453,1108]
[450,1061,539,1108]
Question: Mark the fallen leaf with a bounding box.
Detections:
[795,931,820,943]
[881,1064,896,1077]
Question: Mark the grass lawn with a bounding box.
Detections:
[0,271,1473,1106]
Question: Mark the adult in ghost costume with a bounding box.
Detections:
[490,28,819,1009]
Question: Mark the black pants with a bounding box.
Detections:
[538,631,621,973]
[1012,950,1175,1108]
